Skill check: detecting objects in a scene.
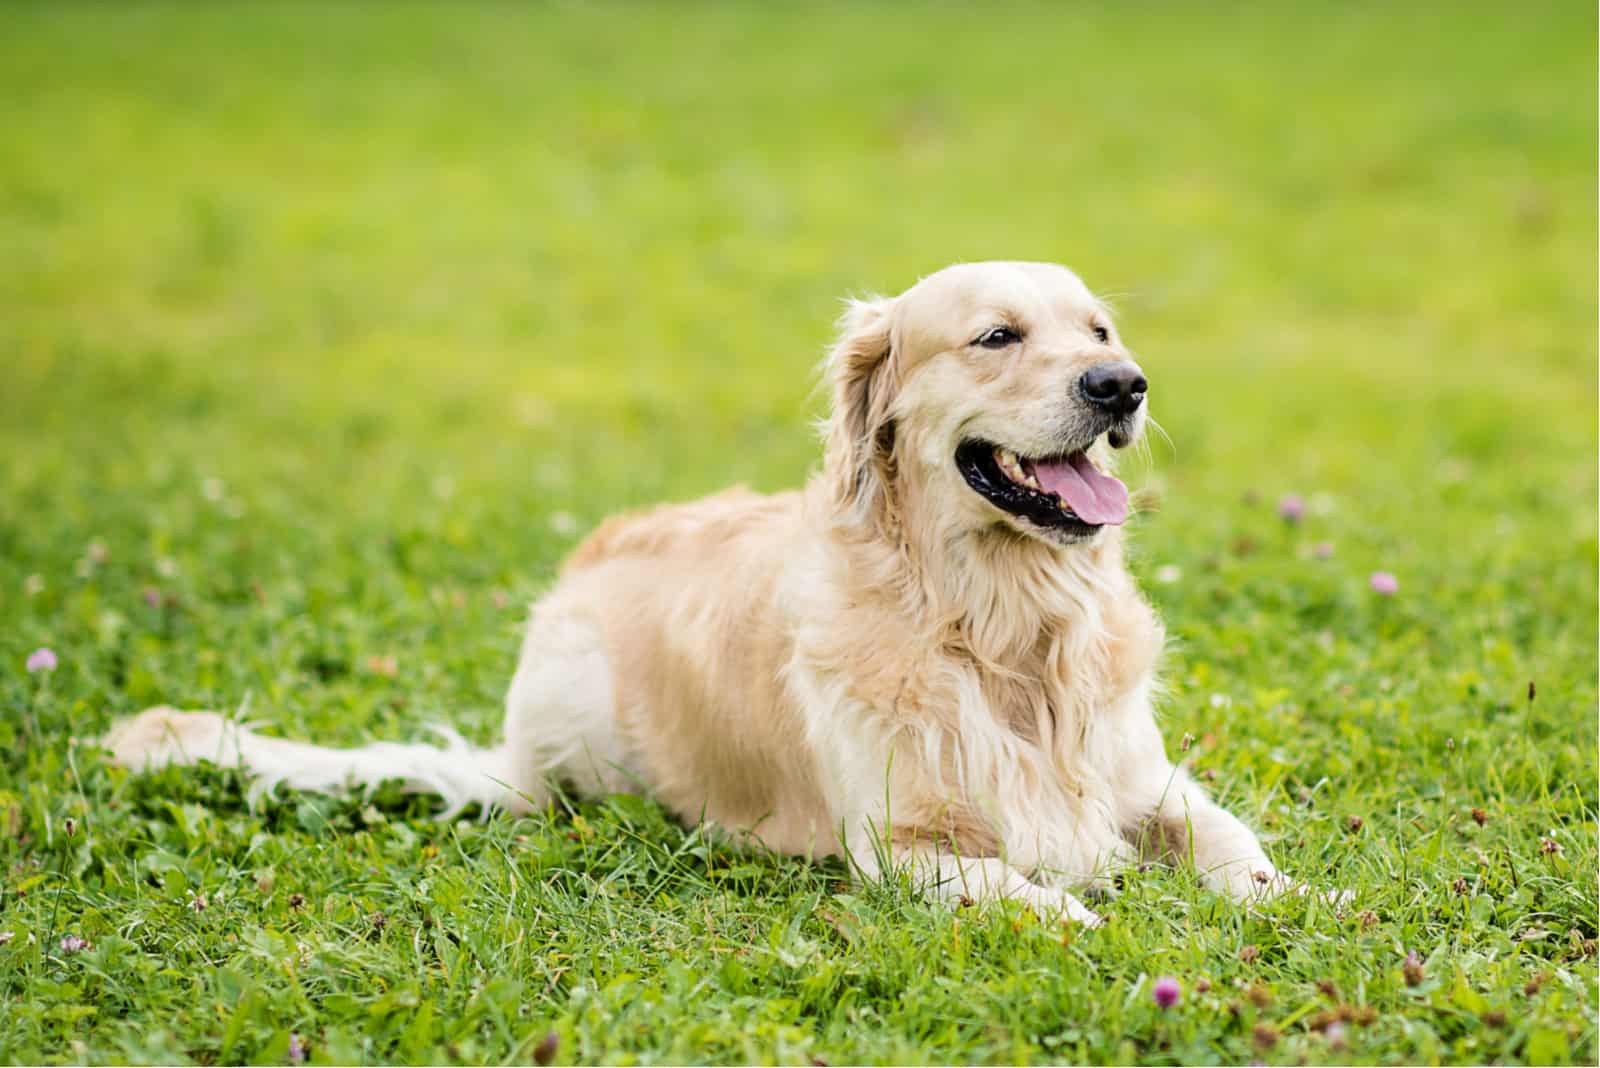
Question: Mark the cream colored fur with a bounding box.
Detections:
[105,261,1311,926]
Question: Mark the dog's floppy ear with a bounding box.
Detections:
[823,295,899,527]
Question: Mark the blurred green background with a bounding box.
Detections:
[0,3,1595,1064]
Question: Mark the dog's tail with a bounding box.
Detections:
[101,706,540,818]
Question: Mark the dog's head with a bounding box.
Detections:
[824,261,1146,548]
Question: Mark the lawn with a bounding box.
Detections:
[1,2,1596,1064]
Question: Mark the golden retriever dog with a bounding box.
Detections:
[106,261,1305,926]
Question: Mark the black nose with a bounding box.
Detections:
[1079,361,1147,416]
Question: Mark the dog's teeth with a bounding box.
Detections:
[994,448,1020,480]
[991,446,1044,491]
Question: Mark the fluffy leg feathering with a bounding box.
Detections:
[101,707,540,818]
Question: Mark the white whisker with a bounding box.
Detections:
[1145,415,1177,460]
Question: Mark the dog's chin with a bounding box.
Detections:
[1011,515,1103,547]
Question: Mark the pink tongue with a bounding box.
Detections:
[1028,453,1129,526]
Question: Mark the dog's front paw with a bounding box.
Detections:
[1210,862,1286,902]
[1062,902,1105,929]
[1240,872,1352,912]
[1270,879,1354,909]
[1030,887,1103,929]
[1294,885,1355,909]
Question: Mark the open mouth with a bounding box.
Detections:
[955,440,1129,533]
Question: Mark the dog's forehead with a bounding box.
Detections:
[899,262,1099,330]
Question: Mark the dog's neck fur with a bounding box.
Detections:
[812,442,1162,869]
[822,451,1151,695]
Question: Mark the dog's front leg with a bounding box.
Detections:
[1139,768,1288,901]
[1123,753,1352,905]
[1112,703,1290,901]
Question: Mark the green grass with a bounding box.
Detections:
[1,2,1596,1063]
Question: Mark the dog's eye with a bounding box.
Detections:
[1091,324,1110,344]
[974,326,1021,349]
